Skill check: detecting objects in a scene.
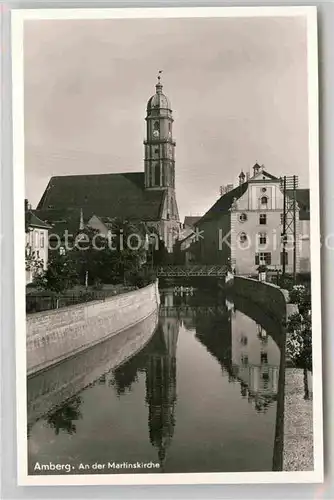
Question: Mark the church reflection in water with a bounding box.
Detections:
[38,286,281,470]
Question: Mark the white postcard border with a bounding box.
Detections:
[11,5,323,486]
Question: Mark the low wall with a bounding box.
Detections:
[27,281,160,376]
[231,276,288,323]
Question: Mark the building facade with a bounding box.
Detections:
[25,210,51,284]
[188,164,310,276]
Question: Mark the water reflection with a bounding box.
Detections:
[46,396,82,436]
[28,286,283,474]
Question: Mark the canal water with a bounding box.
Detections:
[27,286,284,474]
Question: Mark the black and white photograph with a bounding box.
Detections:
[12,6,322,485]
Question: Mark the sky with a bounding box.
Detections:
[24,15,309,221]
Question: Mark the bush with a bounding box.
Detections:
[126,268,157,288]
[289,284,311,315]
[286,312,312,371]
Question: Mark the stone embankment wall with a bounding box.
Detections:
[27,281,160,376]
[231,276,288,322]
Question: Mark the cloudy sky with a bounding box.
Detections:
[24,14,309,220]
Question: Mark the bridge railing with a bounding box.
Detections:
[156,265,228,277]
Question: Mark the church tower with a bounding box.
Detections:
[144,73,175,190]
[144,73,180,250]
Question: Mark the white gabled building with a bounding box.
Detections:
[25,209,51,284]
[190,163,310,276]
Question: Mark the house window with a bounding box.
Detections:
[239,232,248,244]
[241,355,249,366]
[34,232,39,248]
[258,233,267,245]
[255,252,271,265]
[260,196,268,206]
[155,148,159,155]
[240,335,248,346]
[239,213,247,223]
[259,214,267,225]
[40,231,45,248]
[261,352,268,364]
[280,252,288,265]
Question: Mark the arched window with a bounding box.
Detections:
[154,164,160,186]
[154,121,160,131]
[260,196,268,206]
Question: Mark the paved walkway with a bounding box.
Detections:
[283,368,313,471]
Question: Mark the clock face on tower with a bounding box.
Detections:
[153,130,159,138]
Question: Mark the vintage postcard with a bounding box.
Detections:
[12,6,323,485]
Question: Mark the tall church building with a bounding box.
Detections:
[144,75,180,247]
[34,76,180,252]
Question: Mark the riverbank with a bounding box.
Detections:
[283,368,313,471]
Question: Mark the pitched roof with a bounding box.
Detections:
[196,182,249,225]
[251,169,279,181]
[287,188,310,220]
[184,216,201,228]
[32,208,84,236]
[25,210,52,230]
[37,172,165,222]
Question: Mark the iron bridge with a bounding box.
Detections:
[156,265,228,278]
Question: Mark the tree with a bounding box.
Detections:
[25,243,44,278]
[33,252,79,296]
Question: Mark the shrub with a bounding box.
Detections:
[286,312,312,371]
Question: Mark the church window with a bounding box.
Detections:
[154,121,160,131]
[155,148,159,155]
[154,164,160,186]
[239,213,247,222]
[261,187,267,193]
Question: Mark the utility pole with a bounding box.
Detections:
[280,175,298,283]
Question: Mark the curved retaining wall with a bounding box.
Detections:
[27,281,160,376]
[231,276,288,323]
